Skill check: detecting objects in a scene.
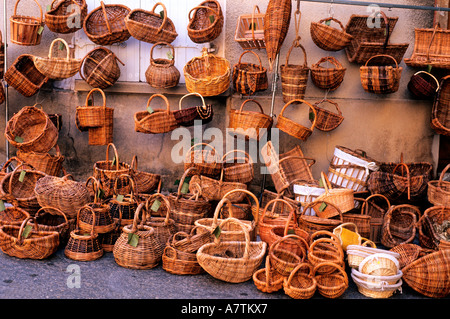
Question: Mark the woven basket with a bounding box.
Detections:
[162,245,204,276]
[276,99,317,141]
[360,54,402,94]
[308,231,345,272]
[4,54,48,97]
[79,47,125,90]
[76,88,114,129]
[351,268,403,299]
[0,217,59,259]
[33,38,81,80]
[283,262,317,299]
[45,0,87,34]
[292,180,325,211]
[17,144,64,177]
[311,99,344,132]
[405,24,450,70]
[83,1,130,46]
[313,262,348,299]
[332,222,366,251]
[390,243,422,269]
[234,5,266,50]
[298,200,343,235]
[428,164,450,206]
[264,0,291,70]
[315,172,355,217]
[168,226,213,254]
[269,234,308,277]
[341,198,371,240]
[232,50,268,96]
[134,94,179,134]
[228,99,273,141]
[310,17,353,51]
[144,193,177,249]
[0,31,4,77]
[407,71,439,100]
[79,201,115,235]
[359,253,400,278]
[108,174,139,226]
[125,2,178,44]
[173,92,213,127]
[310,56,346,91]
[0,157,23,186]
[129,156,161,195]
[34,174,91,219]
[10,0,44,46]
[187,0,223,44]
[418,205,450,250]
[221,150,254,184]
[253,257,284,293]
[280,42,309,103]
[346,242,399,269]
[145,42,180,89]
[344,11,409,64]
[0,205,30,228]
[431,75,450,136]
[197,217,267,283]
[31,206,74,246]
[184,48,230,97]
[184,143,222,178]
[381,204,419,249]
[258,198,297,244]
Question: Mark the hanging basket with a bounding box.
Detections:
[145,42,180,89]
[228,99,273,141]
[17,144,64,177]
[184,48,230,97]
[360,54,402,94]
[4,54,48,97]
[10,0,45,46]
[173,92,213,127]
[407,71,439,100]
[184,143,222,178]
[428,164,450,206]
[276,99,318,141]
[310,56,346,91]
[187,0,223,44]
[125,2,178,44]
[232,50,268,96]
[134,94,179,134]
[418,205,450,250]
[83,1,131,46]
[79,47,125,90]
[33,38,81,80]
[381,204,419,249]
[221,150,254,184]
[234,5,266,50]
[310,17,353,51]
[431,75,450,136]
[45,0,88,34]
[76,88,114,130]
[280,42,310,103]
[311,99,344,132]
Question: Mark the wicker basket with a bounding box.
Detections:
[298,200,343,235]
[360,54,402,94]
[346,242,399,269]
[162,245,204,276]
[276,99,318,141]
[173,92,213,127]
[269,234,308,277]
[17,144,64,177]
[234,5,266,50]
[228,99,273,141]
[418,205,450,250]
[45,0,87,34]
[129,156,161,195]
[293,180,325,211]
[341,198,371,240]
[390,243,422,269]
[168,226,213,254]
[134,94,179,134]
[79,47,125,90]
[283,262,317,299]
[4,54,48,97]
[405,24,450,70]
[0,31,4,78]
[76,88,113,130]
[184,47,230,97]
[125,2,178,44]
[311,99,344,132]
[351,268,403,299]
[187,0,223,44]
[79,200,115,235]
[108,174,139,226]
[31,206,74,246]
[232,50,268,96]
[313,262,348,299]
[381,204,419,249]
[10,0,44,46]
[33,38,81,80]
[258,198,297,244]
[361,194,391,244]
[197,217,267,283]
[310,56,346,91]
[184,143,222,178]
[407,71,439,100]
[310,17,353,51]
[0,217,59,259]
[144,193,177,249]
[315,172,355,217]
[253,257,284,293]
[308,231,345,271]
[428,164,450,206]
[221,150,254,184]
[280,42,310,103]
[145,42,180,89]
[0,205,30,228]
[431,75,450,136]
[83,1,131,46]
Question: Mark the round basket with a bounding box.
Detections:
[381,204,419,249]
[313,262,348,299]
[315,172,355,217]
[427,164,450,206]
[108,174,139,225]
[83,1,131,46]
[276,99,317,141]
[221,150,254,184]
[311,99,344,132]
[310,17,353,51]
[10,0,44,46]
[280,42,310,103]
[360,54,403,94]
[258,198,297,245]
[308,235,345,273]
[418,205,450,250]
[232,50,268,96]
[129,156,161,195]
[187,0,223,44]
[145,42,180,89]
[78,202,115,235]
[310,56,346,91]
[253,257,284,293]
[134,94,179,134]
[268,234,308,277]
[184,143,222,178]
[351,268,403,298]
[17,144,64,177]
[76,88,114,129]
[346,242,399,269]
[30,206,74,246]
[283,262,317,299]
[0,205,30,227]
[144,193,177,249]
[359,253,400,277]
[45,0,88,34]
[125,2,178,44]
[407,71,439,100]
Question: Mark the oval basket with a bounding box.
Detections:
[45,0,88,34]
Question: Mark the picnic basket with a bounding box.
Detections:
[125,2,178,44]
[10,0,45,46]
[311,99,344,132]
[283,262,317,299]
[17,144,64,177]
[184,143,221,178]
[431,75,450,136]
[232,50,268,96]
[45,0,88,34]
[360,54,403,94]
[134,94,179,134]
[0,217,59,259]
[310,56,346,91]
[4,54,48,97]
[145,42,180,89]
[313,262,348,298]
[0,205,30,227]
[381,204,419,249]
[310,17,353,51]
[221,150,254,184]
[187,0,223,44]
[234,5,266,50]
[418,205,450,250]
[129,156,161,195]
[197,217,267,283]
[228,99,273,141]
[253,257,284,293]
[407,71,439,100]
[83,1,131,46]
[276,99,318,141]
[76,88,113,129]
[428,164,450,206]
[280,41,309,103]
[184,47,230,96]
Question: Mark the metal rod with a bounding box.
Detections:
[3,0,8,163]
[298,0,450,12]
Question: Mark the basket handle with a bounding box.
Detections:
[186,143,217,156]
[364,54,398,69]
[376,11,390,48]
[413,71,440,93]
[130,202,149,233]
[76,205,97,237]
[145,192,172,225]
[312,261,348,285]
[238,50,264,71]
[188,5,217,21]
[215,217,252,260]
[285,41,308,68]
[176,167,196,198]
[105,143,120,171]
[238,99,265,114]
[35,206,69,224]
[17,217,39,243]
[426,22,441,61]
[438,163,450,188]
[178,92,206,111]
[85,88,106,108]
[320,172,333,194]
[313,99,342,116]
[278,99,318,131]
[48,38,71,60]
[271,234,307,261]
[100,1,112,36]
[146,94,171,113]
[286,262,314,288]
[0,156,23,173]
[309,229,341,244]
[14,0,43,23]
[392,162,411,200]
[222,189,260,224]
[283,209,302,237]
[315,56,341,69]
[261,198,295,222]
[221,149,251,164]
[278,156,316,168]
[113,173,137,198]
[7,163,35,196]
[250,5,261,43]
[150,42,175,66]
[310,237,344,260]
[150,2,169,34]
[85,176,101,204]
[319,17,345,31]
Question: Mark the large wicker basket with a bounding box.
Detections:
[232,50,268,96]
[10,0,44,46]
[280,41,309,103]
[418,205,450,250]
[76,88,114,129]
[187,0,223,44]
[45,0,88,34]
[134,94,179,134]
[17,144,64,177]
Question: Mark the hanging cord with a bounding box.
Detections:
[293,0,302,47]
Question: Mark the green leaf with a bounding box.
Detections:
[427,64,433,73]
[325,20,331,26]
[111,156,116,166]
[309,110,315,122]
[0,200,5,212]
[180,182,189,194]
[319,202,328,212]
[209,15,215,24]
[167,50,173,60]
[14,136,23,143]
[46,4,51,12]
[37,26,44,35]
[116,194,124,202]
[128,233,139,247]
[159,10,164,19]
[59,41,65,50]
[318,178,324,188]
[147,105,154,114]
[190,137,198,146]
[97,187,105,200]
[22,225,32,238]
[150,199,161,212]
[18,170,26,183]
[212,226,221,239]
